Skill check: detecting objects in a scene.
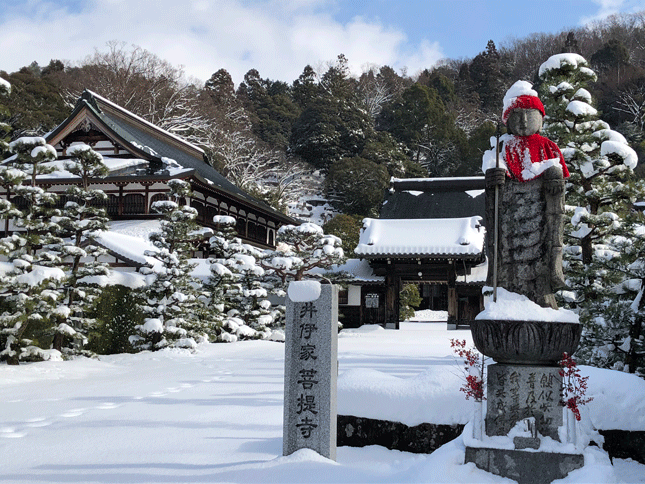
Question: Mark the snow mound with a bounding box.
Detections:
[338,366,470,426]
[477,287,579,323]
[288,280,321,302]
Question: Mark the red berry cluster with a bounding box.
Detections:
[559,352,592,421]
[451,339,485,401]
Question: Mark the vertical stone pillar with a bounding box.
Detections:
[283,282,338,460]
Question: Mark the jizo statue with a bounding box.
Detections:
[485,82,570,309]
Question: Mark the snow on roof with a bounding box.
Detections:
[391,176,484,183]
[87,90,206,156]
[92,229,159,268]
[108,220,161,240]
[355,216,485,257]
[36,156,192,180]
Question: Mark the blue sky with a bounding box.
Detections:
[1,0,644,84]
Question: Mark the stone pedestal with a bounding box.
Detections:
[465,447,584,484]
[465,319,584,482]
[486,364,562,440]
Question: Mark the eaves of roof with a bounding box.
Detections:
[46,91,296,225]
[358,252,485,260]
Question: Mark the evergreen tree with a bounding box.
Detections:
[205,68,236,109]
[131,179,206,351]
[400,283,422,321]
[0,77,11,157]
[206,215,279,341]
[380,83,466,175]
[326,156,389,216]
[261,223,345,285]
[204,216,236,341]
[3,66,69,137]
[538,53,643,375]
[289,55,373,171]
[51,144,111,355]
[323,214,364,257]
[469,40,506,113]
[292,65,319,111]
[0,137,64,364]
[88,285,143,355]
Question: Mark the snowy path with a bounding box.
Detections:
[0,323,643,483]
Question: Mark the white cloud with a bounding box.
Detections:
[580,0,645,24]
[0,0,443,85]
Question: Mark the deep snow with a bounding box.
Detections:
[0,320,644,483]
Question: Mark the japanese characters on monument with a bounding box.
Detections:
[486,364,562,440]
[283,282,338,460]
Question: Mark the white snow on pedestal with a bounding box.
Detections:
[287,280,321,302]
[476,287,579,323]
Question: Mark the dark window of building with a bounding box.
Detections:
[123,193,145,214]
[107,195,119,216]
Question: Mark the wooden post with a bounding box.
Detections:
[384,268,400,329]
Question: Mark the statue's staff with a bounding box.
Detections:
[493,124,502,303]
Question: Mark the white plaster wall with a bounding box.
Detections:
[348,285,361,306]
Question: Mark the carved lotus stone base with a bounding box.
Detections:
[470,319,582,366]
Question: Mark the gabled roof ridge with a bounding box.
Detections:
[84,89,206,156]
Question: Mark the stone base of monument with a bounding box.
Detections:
[464,318,586,483]
[465,446,584,484]
[486,364,562,440]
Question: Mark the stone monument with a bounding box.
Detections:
[466,81,584,484]
[283,280,338,460]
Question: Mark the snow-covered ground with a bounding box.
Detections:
[1,321,644,483]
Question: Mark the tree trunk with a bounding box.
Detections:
[581,235,593,265]
[52,333,64,352]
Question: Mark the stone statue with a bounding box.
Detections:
[485,81,569,309]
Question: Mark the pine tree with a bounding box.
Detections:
[203,216,235,341]
[206,215,279,341]
[0,77,11,157]
[131,179,206,351]
[538,53,644,375]
[51,144,111,355]
[0,137,65,364]
[261,222,345,285]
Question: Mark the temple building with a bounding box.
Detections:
[339,177,488,329]
[5,90,294,258]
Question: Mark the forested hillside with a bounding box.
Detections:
[2,12,645,221]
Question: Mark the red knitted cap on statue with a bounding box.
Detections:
[502,95,546,124]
